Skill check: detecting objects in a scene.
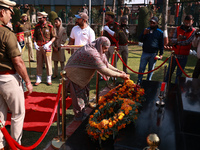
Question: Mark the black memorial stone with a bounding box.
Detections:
[61,79,200,150]
[177,77,200,135]
[114,80,177,150]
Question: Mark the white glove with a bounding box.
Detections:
[190,50,197,57]
[34,42,40,51]
[43,41,52,50]
[163,30,168,38]
[103,25,115,36]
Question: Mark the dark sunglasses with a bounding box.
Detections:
[150,21,156,24]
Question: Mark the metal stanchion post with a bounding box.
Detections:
[60,71,66,141]
[163,65,167,82]
[143,133,160,150]
[57,82,62,136]
[96,73,99,104]
[167,51,175,91]
[113,47,118,85]
[51,72,66,149]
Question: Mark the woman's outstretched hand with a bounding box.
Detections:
[120,72,130,80]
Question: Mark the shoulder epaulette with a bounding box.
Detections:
[114,22,120,25]
[0,25,12,31]
[48,24,53,28]
[35,24,40,27]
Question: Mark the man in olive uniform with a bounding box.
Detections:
[33,11,56,86]
[0,0,33,149]
[103,11,119,64]
[118,17,129,73]
[123,3,130,24]
[15,13,35,62]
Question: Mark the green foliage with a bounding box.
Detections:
[92,7,99,24]
[49,11,58,25]
[137,7,151,37]
[12,7,21,29]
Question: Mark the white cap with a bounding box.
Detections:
[0,0,16,14]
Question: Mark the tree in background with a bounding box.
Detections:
[12,7,21,30]
[91,7,99,24]
[137,6,151,37]
[49,11,58,25]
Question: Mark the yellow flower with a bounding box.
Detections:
[109,121,114,128]
[105,135,109,138]
[101,137,106,141]
[118,115,124,120]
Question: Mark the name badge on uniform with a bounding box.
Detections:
[126,29,129,34]
[150,30,153,34]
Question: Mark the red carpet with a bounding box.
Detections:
[5,91,72,132]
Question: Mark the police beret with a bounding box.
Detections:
[105,11,115,16]
[0,0,16,14]
[21,13,27,17]
[37,11,48,18]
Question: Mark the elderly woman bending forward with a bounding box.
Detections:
[64,36,129,121]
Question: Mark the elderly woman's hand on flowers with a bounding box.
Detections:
[120,72,130,80]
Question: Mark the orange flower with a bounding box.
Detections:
[125,110,129,115]
[86,79,145,142]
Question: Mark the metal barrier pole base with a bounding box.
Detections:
[51,137,66,149]
[89,102,97,108]
[29,74,35,78]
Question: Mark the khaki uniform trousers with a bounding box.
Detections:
[0,74,25,149]
[117,45,128,73]
[36,48,52,76]
[24,36,34,61]
[105,46,115,63]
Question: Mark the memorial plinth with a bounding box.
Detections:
[178,77,200,135]
[114,80,176,150]
[61,79,200,150]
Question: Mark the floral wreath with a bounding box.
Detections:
[86,80,145,143]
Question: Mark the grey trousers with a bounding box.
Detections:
[0,74,25,148]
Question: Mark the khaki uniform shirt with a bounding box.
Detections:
[103,21,119,45]
[118,26,129,45]
[123,7,130,15]
[33,21,56,44]
[0,21,21,72]
[15,21,31,36]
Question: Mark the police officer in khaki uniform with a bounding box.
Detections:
[118,17,129,73]
[103,11,120,63]
[0,0,33,149]
[33,11,56,86]
[15,13,35,62]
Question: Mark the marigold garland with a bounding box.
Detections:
[86,80,145,143]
